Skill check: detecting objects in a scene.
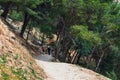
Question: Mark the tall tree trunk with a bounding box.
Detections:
[26,27,31,41]
[95,50,105,71]
[72,53,79,64]
[95,45,109,71]
[55,17,66,60]
[71,49,81,64]
[55,41,61,59]
[86,46,96,68]
[55,34,61,59]
[71,51,77,64]
[76,53,81,64]
[20,12,30,37]
[41,33,45,44]
[62,40,71,62]
[62,49,68,62]
[1,2,12,19]
[66,51,71,63]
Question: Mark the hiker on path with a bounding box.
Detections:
[47,46,51,55]
[41,45,46,54]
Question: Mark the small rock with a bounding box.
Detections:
[8,50,12,53]
[11,36,16,40]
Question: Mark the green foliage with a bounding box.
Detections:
[71,25,102,55]
[40,25,53,36]
[27,66,42,80]
[14,54,19,60]
[28,20,37,28]
[71,25,102,44]
[9,10,23,21]
[1,72,9,80]
[0,56,7,64]
[106,70,118,80]
[25,8,42,20]
[25,0,43,8]
[69,1,120,79]
[11,67,27,80]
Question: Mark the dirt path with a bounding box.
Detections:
[34,54,110,80]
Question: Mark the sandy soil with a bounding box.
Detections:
[0,18,46,79]
[34,54,110,80]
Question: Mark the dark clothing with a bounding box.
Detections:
[47,47,51,55]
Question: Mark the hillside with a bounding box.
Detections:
[0,0,120,79]
[0,18,111,80]
[0,18,46,80]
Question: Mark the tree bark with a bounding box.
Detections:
[71,51,77,64]
[55,34,61,59]
[76,53,81,64]
[66,51,71,63]
[63,40,71,62]
[86,46,96,68]
[95,50,105,71]
[55,41,61,59]
[26,27,31,41]
[1,1,12,19]
[41,33,45,44]
[20,12,30,37]
[95,45,109,71]
[72,53,79,64]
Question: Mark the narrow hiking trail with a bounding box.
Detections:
[34,54,110,80]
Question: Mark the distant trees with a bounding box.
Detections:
[1,1,12,19]
[0,0,50,37]
[0,0,25,19]
[19,0,43,37]
[70,0,120,79]
[49,0,120,79]
[20,0,52,37]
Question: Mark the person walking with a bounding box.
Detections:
[41,45,46,54]
[47,46,51,55]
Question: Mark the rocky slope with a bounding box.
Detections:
[0,18,46,80]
